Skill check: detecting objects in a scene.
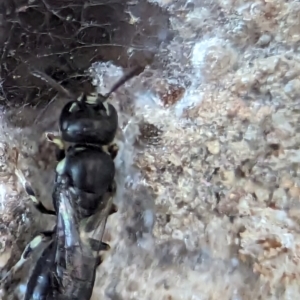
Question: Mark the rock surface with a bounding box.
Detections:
[92,1,300,299]
[1,0,300,299]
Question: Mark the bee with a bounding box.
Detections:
[1,65,144,299]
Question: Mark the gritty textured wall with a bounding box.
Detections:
[91,0,300,299]
[1,0,300,299]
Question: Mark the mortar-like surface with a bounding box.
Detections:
[1,0,300,299]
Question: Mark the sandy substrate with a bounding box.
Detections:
[93,0,300,298]
[1,0,300,299]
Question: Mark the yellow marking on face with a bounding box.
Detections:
[86,93,98,104]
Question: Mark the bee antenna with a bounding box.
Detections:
[29,67,74,99]
[100,65,145,102]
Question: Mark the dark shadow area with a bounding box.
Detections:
[0,0,173,107]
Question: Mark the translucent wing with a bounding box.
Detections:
[54,182,82,273]
[80,186,117,256]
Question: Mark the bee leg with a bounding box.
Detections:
[107,182,118,215]
[1,232,52,286]
[45,132,66,161]
[88,239,110,252]
[83,202,117,234]
[108,143,119,160]
[94,244,110,267]
[22,231,54,259]
[39,229,56,239]
[103,142,119,160]
[95,245,111,267]
[83,181,118,234]
[12,148,56,216]
[107,181,117,194]
[80,230,110,253]
[95,257,102,267]
[104,179,118,214]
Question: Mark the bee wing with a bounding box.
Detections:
[81,189,116,255]
[93,195,114,241]
[55,186,82,271]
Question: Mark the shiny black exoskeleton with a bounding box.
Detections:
[52,144,116,218]
[0,66,144,300]
[20,139,117,299]
[23,172,115,300]
[58,64,144,145]
[60,96,118,145]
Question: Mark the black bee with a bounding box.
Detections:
[0,65,144,300]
